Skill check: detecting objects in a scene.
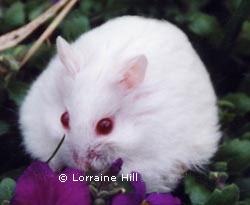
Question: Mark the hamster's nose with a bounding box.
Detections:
[87,149,98,160]
[73,150,93,170]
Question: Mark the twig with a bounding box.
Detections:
[0,66,8,73]
[0,0,70,51]
[20,0,79,67]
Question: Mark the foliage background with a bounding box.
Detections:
[0,0,250,204]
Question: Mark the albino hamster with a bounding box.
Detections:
[19,16,221,192]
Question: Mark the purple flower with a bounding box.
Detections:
[112,172,181,205]
[11,161,90,205]
[50,0,60,3]
[108,158,123,176]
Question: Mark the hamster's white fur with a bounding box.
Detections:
[19,16,221,192]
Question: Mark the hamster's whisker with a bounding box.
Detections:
[46,135,65,163]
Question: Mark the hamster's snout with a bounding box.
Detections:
[87,148,99,160]
[72,143,115,171]
[72,148,99,170]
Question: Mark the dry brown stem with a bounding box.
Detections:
[0,0,69,51]
[20,0,79,67]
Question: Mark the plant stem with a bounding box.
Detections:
[0,0,69,51]
[20,0,79,67]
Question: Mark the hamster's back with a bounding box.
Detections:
[72,15,220,172]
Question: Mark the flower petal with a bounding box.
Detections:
[131,172,146,198]
[110,158,123,176]
[55,168,90,205]
[111,172,145,205]
[11,161,56,204]
[112,193,142,205]
[11,161,90,205]
[145,193,181,205]
[50,0,60,3]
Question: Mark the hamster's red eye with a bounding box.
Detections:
[96,118,113,135]
[61,111,70,129]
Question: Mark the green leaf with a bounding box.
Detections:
[13,45,29,61]
[239,199,250,205]
[218,99,237,123]
[0,54,21,72]
[218,139,250,173]
[217,100,235,110]
[241,21,250,42]
[209,172,228,184]
[60,13,89,40]
[223,93,250,115]
[7,81,29,107]
[242,132,250,140]
[205,184,240,205]
[1,200,10,205]
[116,176,135,194]
[79,0,101,15]
[222,0,250,52]
[184,174,211,205]
[212,162,228,172]
[237,21,250,55]
[225,0,242,13]
[0,7,3,19]
[4,2,25,27]
[79,0,93,15]
[218,109,236,124]
[0,178,16,203]
[0,121,10,136]
[188,0,209,11]
[25,43,55,69]
[187,12,221,37]
[236,178,250,198]
[28,2,51,21]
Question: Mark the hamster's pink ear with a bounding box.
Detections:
[56,36,80,77]
[120,55,148,89]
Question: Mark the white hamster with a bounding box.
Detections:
[19,16,221,192]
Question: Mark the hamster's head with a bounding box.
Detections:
[56,37,152,173]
